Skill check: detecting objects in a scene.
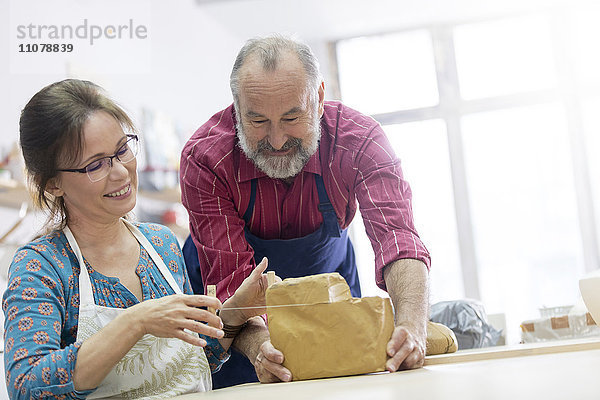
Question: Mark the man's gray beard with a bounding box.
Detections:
[236,116,321,179]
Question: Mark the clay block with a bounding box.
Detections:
[426,321,459,355]
[266,273,394,381]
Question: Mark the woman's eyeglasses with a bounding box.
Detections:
[59,134,139,182]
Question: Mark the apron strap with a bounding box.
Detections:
[242,179,257,225]
[64,225,95,306]
[314,174,333,213]
[122,220,183,295]
[65,220,183,308]
[314,175,342,238]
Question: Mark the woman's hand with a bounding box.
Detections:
[220,258,281,326]
[125,294,224,347]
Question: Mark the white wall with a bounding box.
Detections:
[1,0,580,154]
[2,0,241,150]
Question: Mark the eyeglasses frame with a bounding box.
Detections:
[58,134,139,182]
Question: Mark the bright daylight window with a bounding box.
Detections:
[336,4,600,343]
[582,98,600,251]
[461,103,584,335]
[336,30,439,114]
[453,15,557,100]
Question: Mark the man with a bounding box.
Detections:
[180,35,431,388]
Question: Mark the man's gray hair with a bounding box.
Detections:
[230,35,323,108]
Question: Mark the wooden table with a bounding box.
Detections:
[175,338,600,400]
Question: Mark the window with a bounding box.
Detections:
[461,103,584,334]
[571,4,600,87]
[385,120,463,302]
[582,98,600,251]
[454,15,557,100]
[349,120,463,302]
[336,30,439,114]
[336,4,600,343]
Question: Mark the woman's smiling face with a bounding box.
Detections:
[54,111,138,225]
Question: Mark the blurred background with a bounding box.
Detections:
[1,0,599,347]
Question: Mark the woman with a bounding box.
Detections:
[3,79,274,399]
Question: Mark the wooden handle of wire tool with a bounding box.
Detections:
[207,285,216,314]
[267,271,276,287]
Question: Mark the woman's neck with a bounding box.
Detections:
[66,215,130,254]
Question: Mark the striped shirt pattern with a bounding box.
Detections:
[180,101,430,301]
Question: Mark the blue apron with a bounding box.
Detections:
[183,235,204,295]
[211,174,360,389]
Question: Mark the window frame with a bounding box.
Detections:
[331,7,600,301]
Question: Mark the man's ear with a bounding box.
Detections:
[317,80,325,118]
[45,178,64,198]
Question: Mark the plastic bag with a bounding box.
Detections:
[430,299,501,349]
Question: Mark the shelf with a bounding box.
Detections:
[0,184,31,209]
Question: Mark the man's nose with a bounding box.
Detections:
[267,125,287,150]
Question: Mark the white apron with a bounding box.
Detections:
[64,220,212,399]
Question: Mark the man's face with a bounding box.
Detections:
[235,53,324,179]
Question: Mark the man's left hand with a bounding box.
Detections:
[254,340,292,383]
[385,325,426,371]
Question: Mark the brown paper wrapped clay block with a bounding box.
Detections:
[266,273,394,381]
[266,272,352,305]
[426,321,458,355]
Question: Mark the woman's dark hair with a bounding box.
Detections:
[19,79,135,230]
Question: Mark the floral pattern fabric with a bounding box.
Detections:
[2,222,229,400]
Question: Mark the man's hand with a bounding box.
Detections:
[220,258,281,326]
[383,258,429,372]
[230,317,291,382]
[254,340,292,383]
[385,325,426,371]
